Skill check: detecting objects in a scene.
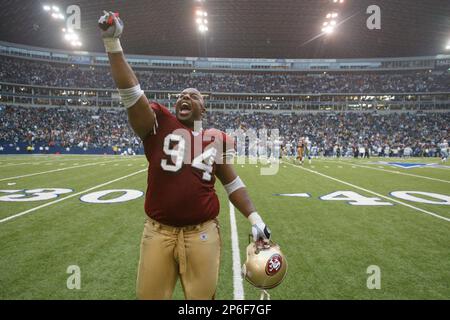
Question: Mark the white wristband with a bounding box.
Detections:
[118,84,144,109]
[248,212,263,225]
[103,38,123,53]
[223,176,245,196]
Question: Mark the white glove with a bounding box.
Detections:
[98,10,124,52]
[248,212,271,242]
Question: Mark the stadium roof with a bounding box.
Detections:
[0,0,449,59]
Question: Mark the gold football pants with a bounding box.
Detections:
[136,217,221,300]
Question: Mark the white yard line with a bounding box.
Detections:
[229,202,245,300]
[0,169,147,224]
[284,161,450,223]
[0,159,124,182]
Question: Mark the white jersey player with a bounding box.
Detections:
[305,137,312,164]
[440,140,448,162]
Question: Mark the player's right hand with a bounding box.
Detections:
[98,10,123,39]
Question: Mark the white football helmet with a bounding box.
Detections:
[241,240,288,290]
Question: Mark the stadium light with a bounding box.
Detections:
[64,33,79,41]
[198,24,208,33]
[195,8,209,34]
[51,12,64,20]
[322,26,335,34]
[326,12,338,19]
[51,6,60,12]
[43,5,51,11]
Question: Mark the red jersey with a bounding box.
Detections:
[143,102,235,227]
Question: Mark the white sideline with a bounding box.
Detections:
[284,161,450,223]
[1,162,35,167]
[0,156,109,163]
[0,159,125,182]
[229,202,245,300]
[335,160,450,184]
[0,169,147,224]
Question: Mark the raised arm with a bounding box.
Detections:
[215,163,272,242]
[99,11,155,141]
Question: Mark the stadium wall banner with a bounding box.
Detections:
[0,142,144,155]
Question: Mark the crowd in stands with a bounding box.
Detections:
[0,105,139,151]
[206,111,449,157]
[1,104,448,158]
[1,56,450,94]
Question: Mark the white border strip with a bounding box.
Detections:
[284,161,450,223]
[0,169,147,224]
[335,160,450,184]
[229,201,245,300]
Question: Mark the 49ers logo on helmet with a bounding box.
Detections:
[265,254,283,276]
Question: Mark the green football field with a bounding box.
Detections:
[0,154,449,300]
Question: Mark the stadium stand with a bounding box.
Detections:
[1,105,448,157]
[0,42,448,156]
[1,55,450,93]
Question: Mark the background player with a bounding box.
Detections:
[99,11,272,300]
[440,139,448,163]
[297,137,305,165]
[304,136,312,164]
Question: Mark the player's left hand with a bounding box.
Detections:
[251,221,271,242]
[248,212,271,242]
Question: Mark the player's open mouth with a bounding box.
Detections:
[179,102,192,116]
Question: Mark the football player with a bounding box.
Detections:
[297,137,305,165]
[440,139,448,163]
[98,11,271,300]
[304,136,312,164]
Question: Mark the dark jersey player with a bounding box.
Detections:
[144,101,235,227]
[99,11,272,299]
